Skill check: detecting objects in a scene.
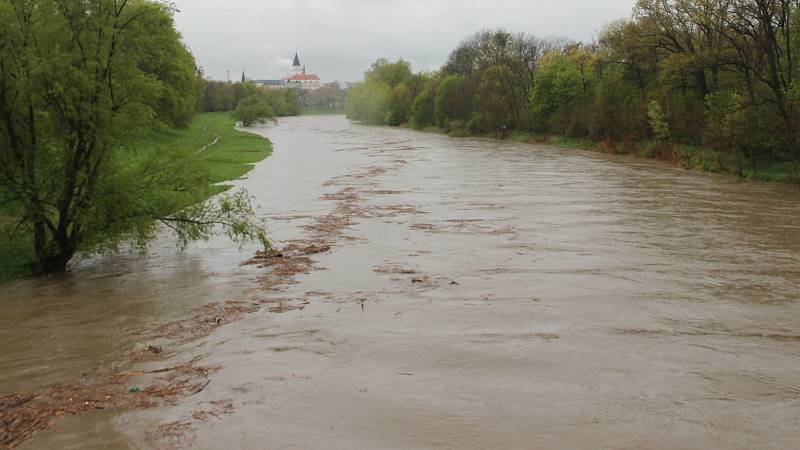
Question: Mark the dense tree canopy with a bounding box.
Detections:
[233,94,275,126]
[303,83,348,111]
[346,59,414,125]
[0,0,267,274]
[347,2,800,182]
[202,80,301,117]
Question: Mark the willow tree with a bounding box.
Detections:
[0,0,267,274]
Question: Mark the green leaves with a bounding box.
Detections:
[346,59,416,126]
[0,1,270,274]
[340,2,800,183]
[647,101,670,143]
[410,79,437,129]
[345,78,391,125]
[531,56,583,130]
[232,94,275,127]
[156,189,268,252]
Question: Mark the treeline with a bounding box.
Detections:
[301,83,349,111]
[347,0,800,181]
[198,78,301,116]
[199,78,347,116]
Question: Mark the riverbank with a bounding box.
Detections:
[140,112,273,187]
[0,112,272,283]
[401,124,798,184]
[508,132,797,184]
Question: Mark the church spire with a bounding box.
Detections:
[293,53,301,67]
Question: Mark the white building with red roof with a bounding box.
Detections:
[284,53,322,90]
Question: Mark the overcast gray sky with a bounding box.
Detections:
[172,0,636,82]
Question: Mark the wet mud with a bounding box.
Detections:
[4,116,800,449]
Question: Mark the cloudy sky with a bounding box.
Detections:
[172,0,636,82]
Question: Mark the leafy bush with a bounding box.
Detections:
[233,95,275,126]
[647,101,670,143]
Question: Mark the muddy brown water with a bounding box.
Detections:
[6,115,800,449]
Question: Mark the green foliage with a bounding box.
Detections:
[233,95,275,126]
[303,83,348,111]
[531,56,584,132]
[131,6,198,127]
[346,3,800,182]
[587,64,646,140]
[205,81,236,111]
[346,59,415,125]
[410,78,437,129]
[346,80,391,124]
[444,29,547,128]
[0,112,273,281]
[473,66,516,134]
[386,84,413,126]
[204,81,300,118]
[366,58,413,88]
[435,75,472,129]
[142,113,274,249]
[268,89,302,116]
[0,216,31,282]
[194,68,208,113]
[0,1,270,275]
[647,101,670,143]
[149,112,273,184]
[233,82,259,108]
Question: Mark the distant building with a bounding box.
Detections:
[290,53,304,77]
[285,53,322,90]
[251,53,322,91]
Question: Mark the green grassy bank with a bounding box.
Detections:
[143,112,272,185]
[0,112,272,282]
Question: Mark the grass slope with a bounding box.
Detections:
[0,112,272,282]
[145,112,272,184]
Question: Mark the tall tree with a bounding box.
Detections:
[445,29,550,127]
[0,0,266,273]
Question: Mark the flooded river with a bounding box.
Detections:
[6,115,800,449]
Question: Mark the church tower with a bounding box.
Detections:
[284,52,321,90]
[292,53,303,76]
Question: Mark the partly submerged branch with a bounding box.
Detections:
[153,189,271,252]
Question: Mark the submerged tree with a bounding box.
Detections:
[233,95,275,126]
[0,0,267,274]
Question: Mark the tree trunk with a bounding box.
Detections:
[35,253,72,275]
[694,70,709,101]
[32,226,76,275]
